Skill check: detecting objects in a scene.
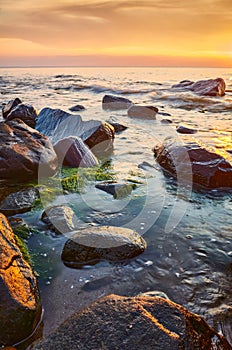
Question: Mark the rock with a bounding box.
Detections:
[30,294,230,350]
[0,119,58,182]
[41,205,76,234]
[2,98,22,119]
[176,125,197,134]
[54,136,99,168]
[61,226,146,268]
[69,105,86,112]
[102,95,132,110]
[172,78,226,97]
[128,105,158,119]
[0,187,39,216]
[158,112,172,117]
[5,103,37,128]
[106,119,128,133]
[0,213,42,347]
[153,138,232,190]
[36,108,114,156]
[95,181,136,199]
[161,119,172,124]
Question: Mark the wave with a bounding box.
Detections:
[151,91,232,112]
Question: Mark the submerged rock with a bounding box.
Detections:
[176,125,197,134]
[69,105,86,112]
[30,294,230,350]
[128,105,158,119]
[95,181,136,199]
[172,78,226,97]
[0,213,42,347]
[41,205,76,234]
[102,95,132,110]
[61,226,146,268]
[153,138,232,190]
[2,98,22,119]
[5,103,37,128]
[0,187,39,216]
[0,119,58,182]
[54,136,98,168]
[36,108,114,156]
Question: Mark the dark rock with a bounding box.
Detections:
[2,98,22,119]
[0,119,58,182]
[61,226,147,268]
[69,105,86,112]
[0,213,42,347]
[95,181,136,199]
[153,138,232,190]
[5,103,37,128]
[36,108,114,156]
[106,119,128,133]
[158,112,172,117]
[54,136,98,168]
[102,95,132,110]
[128,105,158,119]
[41,205,76,234]
[30,294,230,350]
[161,119,172,124]
[172,78,226,96]
[176,125,197,134]
[0,187,39,216]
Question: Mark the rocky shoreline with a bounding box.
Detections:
[0,77,232,349]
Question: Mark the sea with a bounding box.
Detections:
[0,67,232,346]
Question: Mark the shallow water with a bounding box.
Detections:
[0,67,232,345]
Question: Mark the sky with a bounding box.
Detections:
[0,0,232,67]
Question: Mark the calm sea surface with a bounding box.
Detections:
[0,67,232,344]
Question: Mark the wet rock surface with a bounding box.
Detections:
[176,125,197,134]
[172,78,226,96]
[106,119,128,133]
[0,119,58,182]
[41,205,76,234]
[54,136,99,168]
[36,108,114,156]
[31,294,230,350]
[0,213,42,347]
[61,226,147,268]
[0,187,39,216]
[128,105,158,119]
[153,138,232,190]
[5,103,37,128]
[2,98,22,119]
[95,181,136,199]
[102,94,132,110]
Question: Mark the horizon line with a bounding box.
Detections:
[1,65,232,69]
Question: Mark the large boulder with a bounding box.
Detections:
[30,294,230,350]
[36,108,114,156]
[61,226,147,268]
[128,105,158,119]
[54,136,99,168]
[0,187,39,216]
[5,103,37,128]
[153,138,232,190]
[172,78,226,96]
[2,98,22,119]
[102,95,132,110]
[0,119,58,182]
[41,205,76,234]
[0,213,42,347]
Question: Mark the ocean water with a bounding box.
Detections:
[0,67,232,345]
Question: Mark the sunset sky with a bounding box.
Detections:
[0,0,232,67]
